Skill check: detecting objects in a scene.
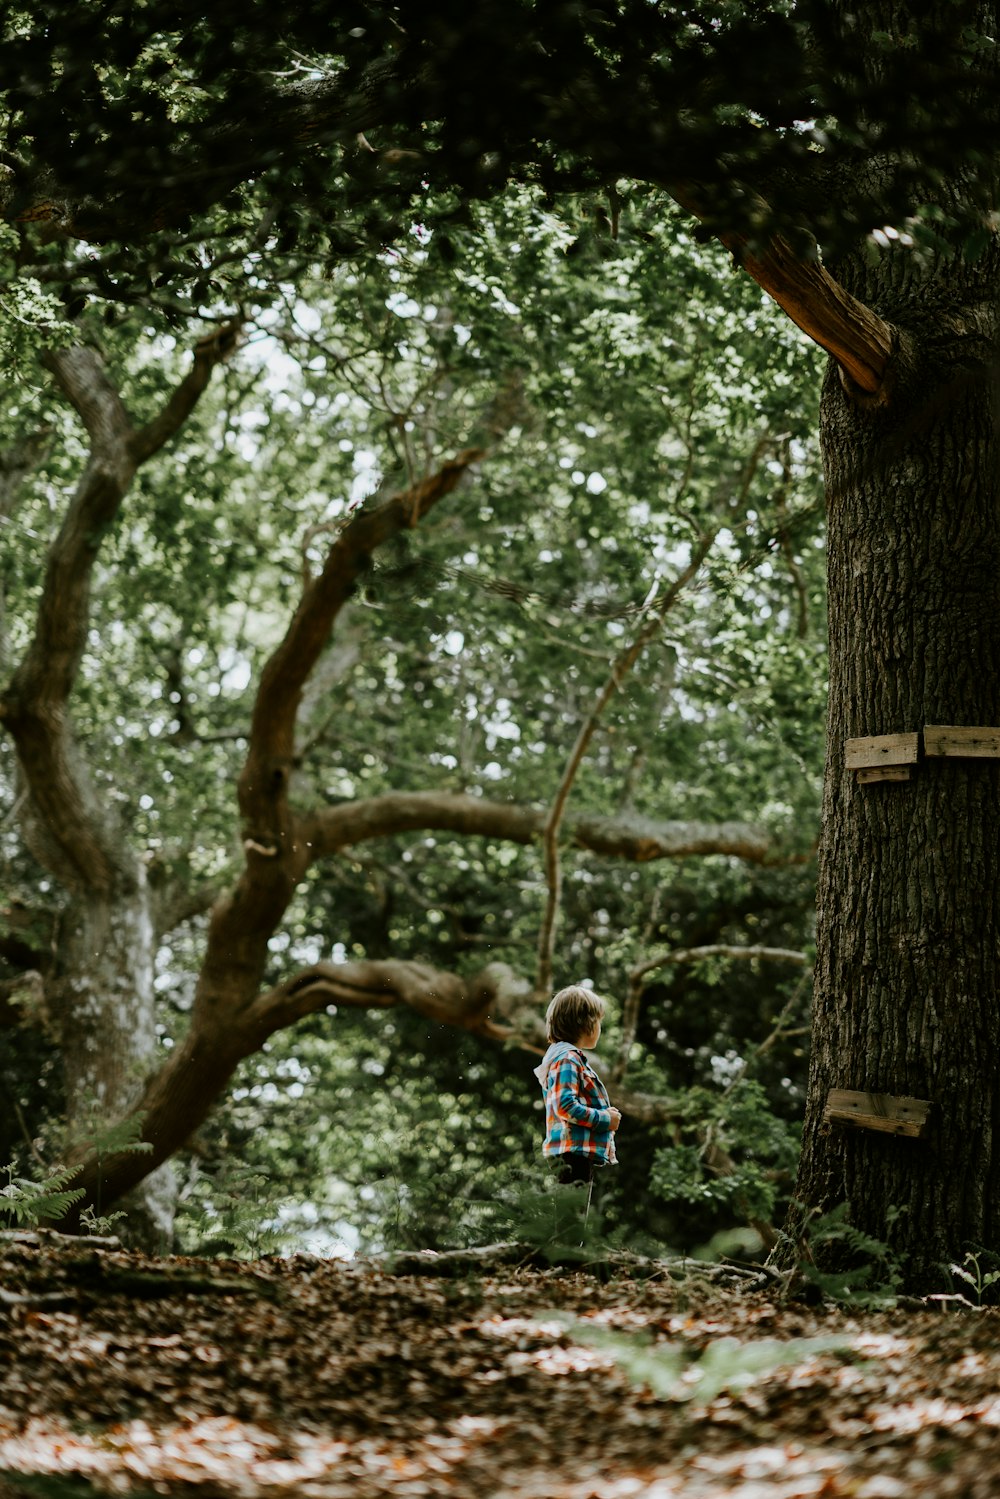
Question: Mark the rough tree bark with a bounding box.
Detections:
[789,228,1000,1286]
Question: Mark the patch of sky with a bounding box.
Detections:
[491,285,521,316]
[485,704,520,741]
[218,648,252,692]
[386,290,422,318]
[292,941,322,966]
[672,685,703,722]
[351,449,381,503]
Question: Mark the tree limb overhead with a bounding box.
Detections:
[302,791,775,866]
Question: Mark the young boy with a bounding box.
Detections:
[533,984,622,1185]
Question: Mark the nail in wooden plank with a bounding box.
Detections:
[844,733,919,770]
[924,725,1000,759]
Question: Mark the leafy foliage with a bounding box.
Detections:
[650,1078,800,1226]
[0,1160,84,1227]
[793,1203,906,1309]
[177,1167,292,1261]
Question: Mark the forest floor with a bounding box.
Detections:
[1,1232,999,1498]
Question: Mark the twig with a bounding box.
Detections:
[534,532,717,997]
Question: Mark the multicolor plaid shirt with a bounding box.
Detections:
[533,1042,618,1165]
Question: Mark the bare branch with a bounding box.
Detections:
[535,528,718,995]
[612,943,810,1085]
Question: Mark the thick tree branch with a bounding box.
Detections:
[301,791,775,866]
[243,958,512,1044]
[129,322,244,463]
[189,452,486,1066]
[242,448,483,799]
[0,333,243,893]
[1,347,137,890]
[670,184,896,397]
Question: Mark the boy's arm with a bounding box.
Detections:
[551,1056,613,1129]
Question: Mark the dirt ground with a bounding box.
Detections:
[1,1232,999,1497]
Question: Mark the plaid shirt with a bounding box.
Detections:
[534,1042,618,1165]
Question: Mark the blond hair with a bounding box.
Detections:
[545,985,606,1044]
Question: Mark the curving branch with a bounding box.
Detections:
[239,448,484,836]
[301,790,775,866]
[243,959,685,1128]
[243,957,514,1045]
[612,942,811,1086]
[669,183,896,398]
[129,322,244,463]
[630,942,811,986]
[0,332,250,893]
[535,530,718,996]
[191,450,487,1042]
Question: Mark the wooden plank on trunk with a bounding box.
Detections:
[857,766,911,785]
[844,733,919,770]
[924,725,1000,759]
[824,1088,931,1138]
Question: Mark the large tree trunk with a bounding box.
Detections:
[793,240,1000,1287]
[53,869,178,1248]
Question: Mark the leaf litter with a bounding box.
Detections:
[1,1234,999,1497]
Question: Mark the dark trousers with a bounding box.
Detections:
[555,1153,597,1186]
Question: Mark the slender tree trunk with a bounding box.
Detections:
[794,241,1000,1286]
